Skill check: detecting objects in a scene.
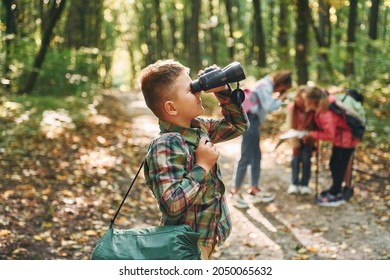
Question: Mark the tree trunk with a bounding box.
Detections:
[369,0,380,40]
[308,5,335,83]
[39,0,46,34]
[2,0,17,89]
[267,0,275,48]
[167,3,177,57]
[295,0,309,85]
[317,0,331,81]
[182,4,191,65]
[318,0,331,47]
[188,0,201,71]
[224,0,235,61]
[344,0,358,76]
[143,3,155,66]
[208,0,219,64]
[252,0,266,67]
[153,0,164,58]
[65,0,103,49]
[278,0,289,65]
[23,0,67,94]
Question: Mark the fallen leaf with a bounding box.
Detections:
[85,230,98,236]
[265,204,278,213]
[307,246,319,253]
[34,234,43,241]
[0,229,11,237]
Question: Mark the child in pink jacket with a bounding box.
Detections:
[302,87,359,207]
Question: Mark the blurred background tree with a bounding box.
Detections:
[1,0,388,94]
[0,0,389,150]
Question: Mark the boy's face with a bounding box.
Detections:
[170,70,205,123]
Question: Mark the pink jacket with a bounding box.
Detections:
[311,95,360,148]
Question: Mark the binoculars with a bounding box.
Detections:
[190,62,246,93]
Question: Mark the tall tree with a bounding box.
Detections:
[369,0,380,40]
[65,0,103,49]
[23,0,67,94]
[252,0,266,67]
[2,0,17,89]
[153,0,164,58]
[345,0,358,76]
[316,0,332,81]
[267,0,275,48]
[167,2,178,57]
[277,0,289,64]
[309,2,336,82]
[318,0,331,47]
[295,0,309,85]
[207,0,220,64]
[224,0,235,61]
[142,1,155,66]
[188,0,201,71]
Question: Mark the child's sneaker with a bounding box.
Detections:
[315,191,345,207]
[343,186,354,201]
[248,188,276,203]
[299,186,312,195]
[233,194,249,209]
[287,184,299,194]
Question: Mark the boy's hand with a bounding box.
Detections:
[198,65,228,93]
[204,85,229,93]
[275,91,287,101]
[195,137,220,173]
[301,133,312,143]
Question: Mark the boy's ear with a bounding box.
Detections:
[163,101,178,116]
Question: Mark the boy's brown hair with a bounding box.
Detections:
[139,60,189,118]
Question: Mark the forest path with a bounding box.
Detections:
[113,90,390,260]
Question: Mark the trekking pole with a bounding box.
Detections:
[315,141,320,200]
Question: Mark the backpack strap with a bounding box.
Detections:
[110,159,145,227]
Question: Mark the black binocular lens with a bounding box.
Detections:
[190,62,246,93]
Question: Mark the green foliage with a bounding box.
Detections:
[0,93,92,152]
[1,0,389,152]
[16,48,99,96]
[360,75,390,150]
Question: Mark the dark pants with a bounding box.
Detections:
[234,113,261,189]
[329,146,355,195]
[291,141,313,186]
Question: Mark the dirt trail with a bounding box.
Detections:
[114,91,390,260]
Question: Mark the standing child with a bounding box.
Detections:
[231,70,292,208]
[286,86,316,195]
[302,87,360,206]
[139,60,249,259]
[334,88,366,200]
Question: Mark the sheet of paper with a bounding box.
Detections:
[279,129,308,140]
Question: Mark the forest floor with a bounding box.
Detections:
[0,90,389,260]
